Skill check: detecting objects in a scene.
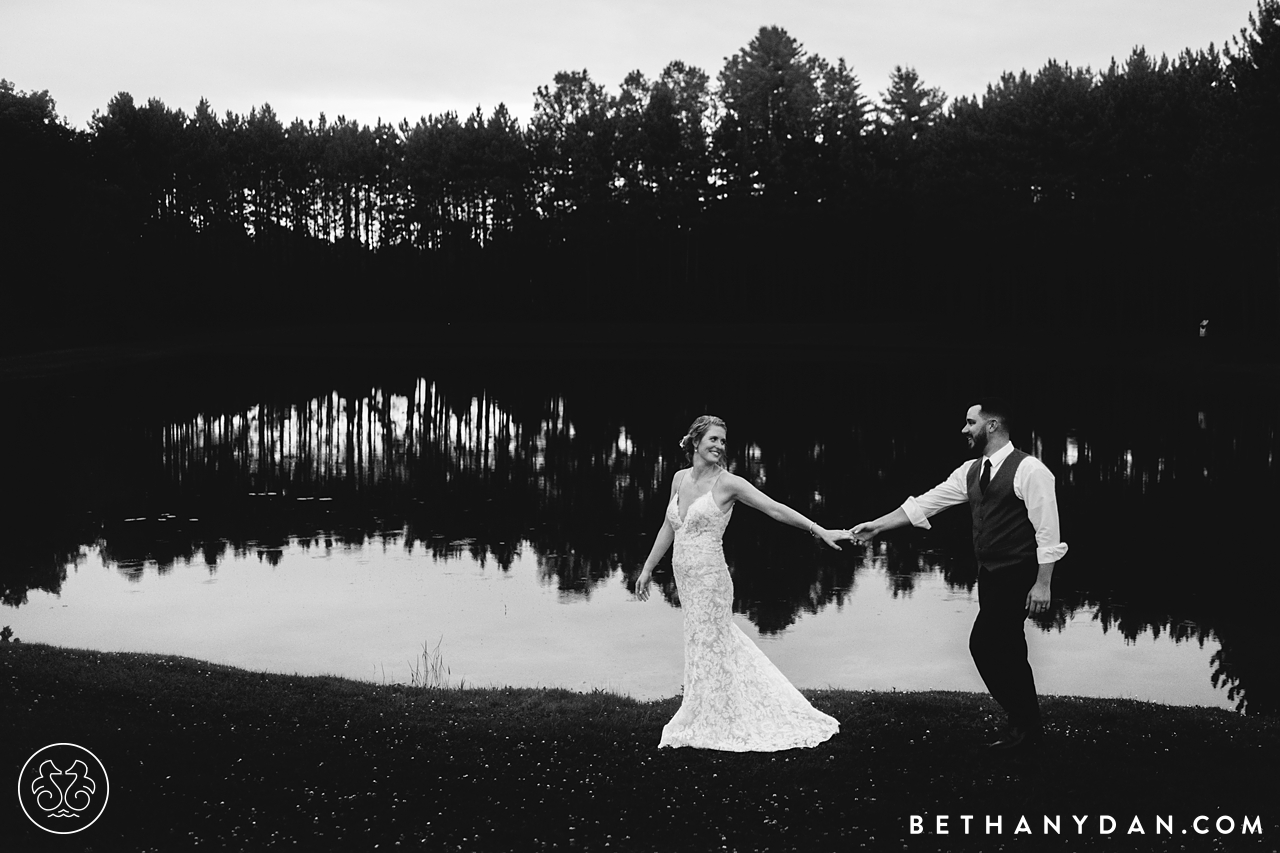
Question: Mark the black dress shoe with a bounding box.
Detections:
[988,725,1042,751]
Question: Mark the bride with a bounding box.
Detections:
[635,415,847,751]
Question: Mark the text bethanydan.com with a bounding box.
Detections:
[908,814,1263,837]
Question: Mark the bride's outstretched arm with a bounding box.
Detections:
[723,472,848,551]
[635,521,673,601]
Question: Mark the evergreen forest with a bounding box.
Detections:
[3,2,1278,347]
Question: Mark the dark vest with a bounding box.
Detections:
[968,449,1038,571]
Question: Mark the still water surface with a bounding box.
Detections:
[14,536,1224,708]
[3,344,1275,714]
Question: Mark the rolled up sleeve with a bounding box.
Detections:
[902,496,932,529]
[1018,460,1069,564]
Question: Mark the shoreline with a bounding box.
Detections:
[4,642,1275,851]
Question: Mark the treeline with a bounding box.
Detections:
[2,3,1278,343]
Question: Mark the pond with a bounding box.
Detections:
[4,335,1276,715]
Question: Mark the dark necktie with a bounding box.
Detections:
[980,459,992,494]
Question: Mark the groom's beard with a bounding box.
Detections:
[969,431,988,457]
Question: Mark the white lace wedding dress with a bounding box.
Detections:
[659,477,840,751]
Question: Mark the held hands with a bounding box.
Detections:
[812,526,847,551]
[847,521,881,545]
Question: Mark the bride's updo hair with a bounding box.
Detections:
[679,415,728,463]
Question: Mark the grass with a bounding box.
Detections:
[406,636,466,691]
[2,643,1275,852]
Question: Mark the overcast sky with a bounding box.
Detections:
[3,0,1262,130]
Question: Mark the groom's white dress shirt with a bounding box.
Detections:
[900,441,1069,565]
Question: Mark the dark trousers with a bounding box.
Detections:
[969,560,1041,730]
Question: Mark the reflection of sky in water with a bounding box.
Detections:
[10,538,1233,711]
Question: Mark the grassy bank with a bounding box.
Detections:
[2,644,1275,852]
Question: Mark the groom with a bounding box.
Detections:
[851,398,1068,751]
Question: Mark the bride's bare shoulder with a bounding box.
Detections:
[718,468,748,491]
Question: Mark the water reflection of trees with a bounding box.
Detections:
[4,365,1277,714]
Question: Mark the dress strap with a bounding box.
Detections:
[708,468,726,503]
